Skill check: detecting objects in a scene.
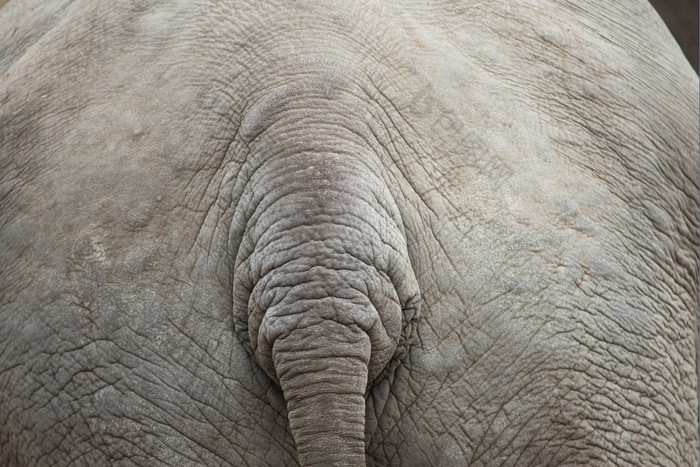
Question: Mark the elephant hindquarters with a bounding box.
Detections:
[229,85,420,466]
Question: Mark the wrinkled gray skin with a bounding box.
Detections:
[1,1,698,465]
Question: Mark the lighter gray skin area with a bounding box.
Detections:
[1,1,698,465]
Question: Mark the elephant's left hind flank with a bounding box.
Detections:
[1,1,698,465]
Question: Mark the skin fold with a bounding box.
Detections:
[1,1,697,465]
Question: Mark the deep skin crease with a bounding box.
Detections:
[0,1,698,466]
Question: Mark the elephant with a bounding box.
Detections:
[1,0,698,465]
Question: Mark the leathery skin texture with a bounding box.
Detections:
[0,1,697,465]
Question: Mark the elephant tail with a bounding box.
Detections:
[231,82,421,465]
[272,319,370,466]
